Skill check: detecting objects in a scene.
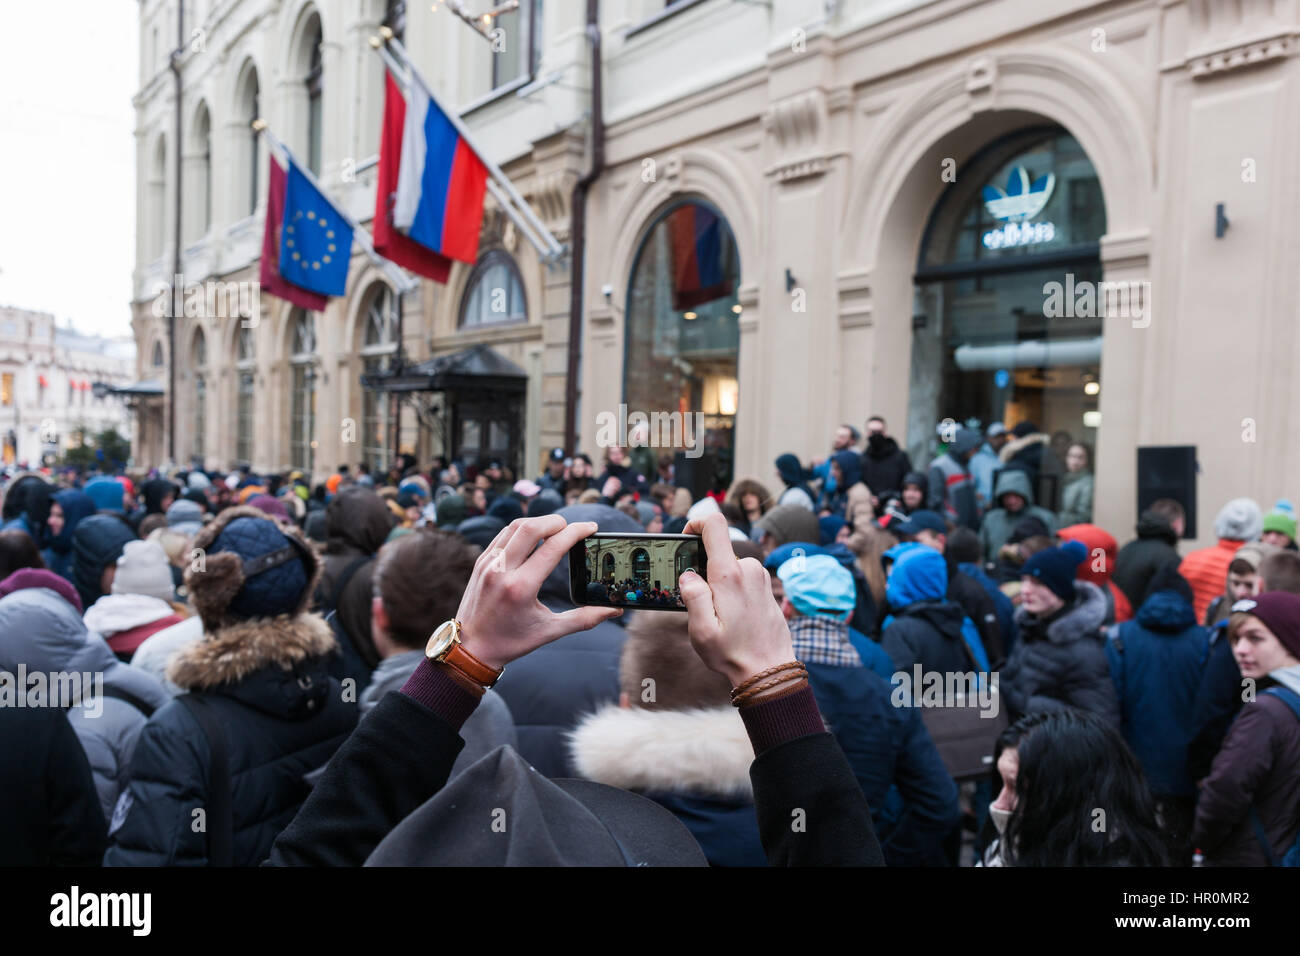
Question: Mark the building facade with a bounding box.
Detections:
[133,0,1300,545]
[0,306,136,467]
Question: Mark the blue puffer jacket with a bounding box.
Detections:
[1105,588,1208,798]
[805,662,959,866]
[882,545,989,674]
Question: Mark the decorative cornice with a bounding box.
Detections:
[762,88,831,182]
[1187,32,1293,78]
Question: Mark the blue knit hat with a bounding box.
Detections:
[1022,539,1088,601]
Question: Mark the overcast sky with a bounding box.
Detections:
[0,1,137,338]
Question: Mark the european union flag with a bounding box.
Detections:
[279,160,354,297]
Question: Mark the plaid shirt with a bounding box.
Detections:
[788,614,863,668]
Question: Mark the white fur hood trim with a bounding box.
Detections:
[567,704,755,801]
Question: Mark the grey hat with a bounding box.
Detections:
[986,422,1007,437]
[365,746,707,866]
[1214,498,1263,542]
[165,498,204,536]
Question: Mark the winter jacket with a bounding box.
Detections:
[820,451,864,517]
[569,705,767,867]
[0,584,171,822]
[978,470,1058,563]
[803,662,960,866]
[1191,670,1300,866]
[959,560,1018,656]
[1187,622,1244,782]
[948,565,1004,663]
[861,434,913,502]
[998,432,1063,510]
[314,489,394,684]
[70,513,139,612]
[103,613,358,866]
[881,545,986,675]
[1059,471,1094,527]
[1180,539,1248,625]
[927,435,982,531]
[1057,523,1133,624]
[129,614,205,697]
[1105,589,1209,798]
[595,462,649,499]
[83,593,186,662]
[775,454,817,511]
[361,649,518,778]
[968,444,1002,508]
[1113,512,1182,610]
[1001,580,1120,727]
[41,489,97,583]
[0,705,107,866]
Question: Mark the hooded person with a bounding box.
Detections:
[83,476,127,515]
[777,552,960,865]
[750,504,821,557]
[927,426,983,531]
[103,506,358,867]
[69,513,139,613]
[1180,498,1263,623]
[312,488,395,690]
[1103,564,1208,862]
[819,449,864,518]
[1000,540,1120,727]
[1113,503,1184,610]
[82,539,187,663]
[861,426,914,507]
[5,477,54,544]
[880,542,989,676]
[773,453,816,511]
[0,473,50,532]
[490,504,641,778]
[978,469,1057,563]
[891,470,930,517]
[567,602,768,866]
[1191,592,1300,866]
[997,421,1064,511]
[1057,524,1133,625]
[0,569,171,823]
[138,478,179,518]
[434,492,468,529]
[41,488,97,582]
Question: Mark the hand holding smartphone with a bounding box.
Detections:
[568,532,708,612]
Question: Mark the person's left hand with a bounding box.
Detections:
[455,516,622,670]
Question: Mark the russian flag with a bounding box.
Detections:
[393,77,488,264]
[667,203,734,311]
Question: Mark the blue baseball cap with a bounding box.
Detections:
[897,509,948,537]
[777,553,855,620]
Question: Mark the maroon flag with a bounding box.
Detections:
[259,155,330,311]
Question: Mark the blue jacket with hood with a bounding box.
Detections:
[881,544,989,675]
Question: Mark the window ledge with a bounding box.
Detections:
[624,0,713,40]
[461,74,533,117]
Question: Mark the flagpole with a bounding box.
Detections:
[371,29,566,263]
[253,120,420,295]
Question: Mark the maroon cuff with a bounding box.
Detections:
[738,683,826,755]
[399,658,481,731]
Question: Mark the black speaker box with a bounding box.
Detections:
[1136,445,1198,539]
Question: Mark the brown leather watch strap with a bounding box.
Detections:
[443,641,503,688]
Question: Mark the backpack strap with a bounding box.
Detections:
[1262,686,1300,722]
[1245,687,1300,866]
[178,694,234,867]
[97,685,157,719]
[329,556,370,613]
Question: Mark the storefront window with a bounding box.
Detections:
[909,128,1106,511]
[624,199,740,492]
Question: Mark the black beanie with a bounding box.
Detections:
[1022,540,1088,601]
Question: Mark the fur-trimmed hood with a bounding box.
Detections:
[998,431,1049,464]
[185,504,322,632]
[1015,579,1108,645]
[567,705,755,801]
[167,611,336,692]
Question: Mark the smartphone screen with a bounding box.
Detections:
[568,532,706,612]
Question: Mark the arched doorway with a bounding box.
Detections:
[624,199,741,495]
[908,127,1107,512]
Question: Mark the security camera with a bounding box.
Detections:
[601,284,613,300]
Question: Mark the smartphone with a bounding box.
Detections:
[568,532,707,612]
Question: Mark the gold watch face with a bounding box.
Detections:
[425,619,460,661]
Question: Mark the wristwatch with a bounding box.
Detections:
[425,619,504,688]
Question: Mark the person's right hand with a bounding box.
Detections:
[678,513,796,689]
[601,476,621,499]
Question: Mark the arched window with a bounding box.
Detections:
[236,325,255,465]
[305,18,323,175]
[459,250,527,328]
[236,64,261,217]
[631,547,650,583]
[290,311,318,474]
[361,285,398,473]
[909,127,1106,512]
[625,199,741,493]
[601,551,615,581]
[192,328,207,462]
[150,134,167,259]
[190,102,212,240]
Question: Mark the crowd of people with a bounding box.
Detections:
[0,416,1297,868]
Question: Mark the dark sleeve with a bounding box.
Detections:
[927,466,945,512]
[740,685,885,866]
[878,707,960,866]
[1188,638,1243,781]
[881,620,920,673]
[266,661,477,866]
[1062,642,1121,727]
[46,711,109,866]
[1191,703,1276,854]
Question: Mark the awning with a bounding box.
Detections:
[102,379,165,397]
[361,343,527,394]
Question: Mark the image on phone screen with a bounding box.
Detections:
[569,533,705,611]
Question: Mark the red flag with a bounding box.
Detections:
[375,73,453,283]
[259,156,329,311]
